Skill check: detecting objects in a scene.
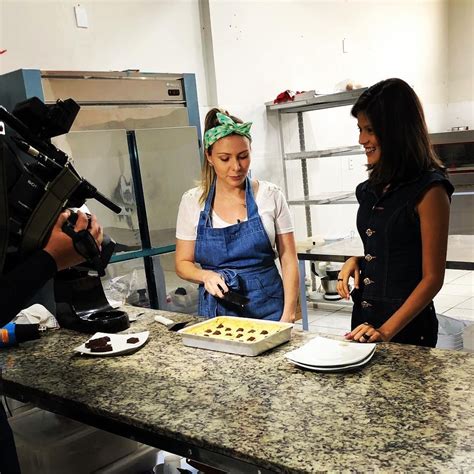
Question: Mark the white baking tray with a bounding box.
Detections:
[178,316,293,356]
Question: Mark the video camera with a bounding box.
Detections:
[0,96,122,276]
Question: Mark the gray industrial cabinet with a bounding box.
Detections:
[0,69,203,310]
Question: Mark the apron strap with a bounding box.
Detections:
[245,177,259,219]
[200,178,217,228]
[203,179,216,214]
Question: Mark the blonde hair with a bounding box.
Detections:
[199,156,216,206]
[199,107,247,205]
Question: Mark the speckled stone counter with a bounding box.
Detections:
[0,305,473,473]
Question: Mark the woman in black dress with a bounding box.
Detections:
[337,78,453,347]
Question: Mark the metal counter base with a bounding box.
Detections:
[0,381,270,474]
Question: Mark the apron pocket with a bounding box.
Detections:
[255,274,284,300]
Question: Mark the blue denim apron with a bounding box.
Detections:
[195,178,284,320]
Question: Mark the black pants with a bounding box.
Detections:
[0,403,21,474]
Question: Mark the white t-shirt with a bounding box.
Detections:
[176,180,294,251]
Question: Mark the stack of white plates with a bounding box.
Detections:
[285,336,376,372]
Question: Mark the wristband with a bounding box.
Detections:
[0,323,17,347]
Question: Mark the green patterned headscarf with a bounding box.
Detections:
[204,112,252,150]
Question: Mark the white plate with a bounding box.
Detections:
[287,348,376,372]
[286,345,376,368]
[74,331,149,356]
[286,347,375,371]
[285,336,376,367]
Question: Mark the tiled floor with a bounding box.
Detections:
[435,269,473,320]
[294,269,474,350]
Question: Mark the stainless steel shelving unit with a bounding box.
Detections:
[288,191,356,206]
[266,88,367,330]
[267,89,368,113]
[285,144,363,161]
[266,88,367,238]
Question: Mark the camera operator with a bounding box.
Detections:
[0,95,115,472]
[0,209,103,473]
[1,209,103,324]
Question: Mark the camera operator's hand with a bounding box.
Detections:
[43,210,104,271]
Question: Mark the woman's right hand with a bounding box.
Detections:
[202,270,228,298]
[44,210,103,271]
[336,256,361,300]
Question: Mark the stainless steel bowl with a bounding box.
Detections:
[321,276,338,294]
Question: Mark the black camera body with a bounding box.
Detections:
[0,96,121,276]
[0,96,130,333]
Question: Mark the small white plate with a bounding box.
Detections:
[287,348,376,372]
[285,336,376,367]
[74,331,149,356]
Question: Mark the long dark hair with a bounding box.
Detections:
[351,78,444,186]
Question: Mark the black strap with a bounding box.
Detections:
[20,166,82,255]
[0,142,9,273]
[62,222,105,276]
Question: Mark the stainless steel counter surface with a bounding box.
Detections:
[0,306,473,473]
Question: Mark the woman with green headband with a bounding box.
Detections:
[175,108,298,321]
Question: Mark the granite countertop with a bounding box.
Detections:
[0,305,473,472]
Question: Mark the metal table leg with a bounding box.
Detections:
[298,259,309,331]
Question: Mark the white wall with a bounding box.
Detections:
[208,0,449,240]
[1,0,466,242]
[447,0,474,129]
[0,0,209,104]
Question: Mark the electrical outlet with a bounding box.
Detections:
[348,157,354,170]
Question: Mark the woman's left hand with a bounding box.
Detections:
[345,322,389,343]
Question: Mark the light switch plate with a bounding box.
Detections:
[74,4,88,28]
